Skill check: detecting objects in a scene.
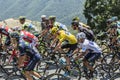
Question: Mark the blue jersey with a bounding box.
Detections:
[18,40,40,58]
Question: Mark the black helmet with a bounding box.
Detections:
[10,32,20,39]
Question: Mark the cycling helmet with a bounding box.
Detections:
[106,19,113,24]
[71,20,79,26]
[51,27,58,34]
[49,16,56,21]
[110,23,117,28]
[41,15,46,18]
[72,16,80,22]
[19,16,26,20]
[76,32,86,40]
[111,16,118,21]
[10,32,20,39]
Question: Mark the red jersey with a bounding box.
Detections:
[20,30,38,43]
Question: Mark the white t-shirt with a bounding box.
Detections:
[78,39,102,53]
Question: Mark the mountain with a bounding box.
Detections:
[0,0,86,25]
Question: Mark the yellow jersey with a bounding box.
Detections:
[57,30,77,44]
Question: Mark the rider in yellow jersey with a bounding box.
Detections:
[50,27,77,76]
[56,30,77,44]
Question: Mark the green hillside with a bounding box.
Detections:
[0,0,86,25]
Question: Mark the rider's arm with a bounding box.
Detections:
[17,46,26,68]
[53,41,62,52]
[50,36,58,47]
[38,29,48,38]
[75,49,89,60]
[72,48,80,55]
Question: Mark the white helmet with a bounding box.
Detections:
[76,32,86,40]
[41,15,46,18]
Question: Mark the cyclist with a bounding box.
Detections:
[71,20,95,41]
[19,16,26,25]
[107,23,118,48]
[106,18,113,29]
[75,32,101,77]
[10,32,43,80]
[41,15,47,30]
[39,16,68,39]
[20,30,39,47]
[38,18,51,38]
[19,16,38,36]
[0,25,12,50]
[50,27,77,76]
[49,15,68,31]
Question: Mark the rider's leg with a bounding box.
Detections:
[18,55,26,68]
[30,71,41,78]
[25,54,41,79]
[24,71,33,80]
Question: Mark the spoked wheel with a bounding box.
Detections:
[45,73,70,80]
[101,53,120,72]
[94,64,106,79]
[57,65,81,80]
[0,54,7,66]
[102,52,120,63]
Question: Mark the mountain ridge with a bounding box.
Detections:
[0,0,86,25]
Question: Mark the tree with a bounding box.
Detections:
[84,0,120,33]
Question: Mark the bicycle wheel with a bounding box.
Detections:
[6,75,26,80]
[101,53,119,64]
[45,73,70,80]
[0,65,9,79]
[101,52,120,71]
[57,64,81,80]
[0,54,7,66]
[94,64,105,79]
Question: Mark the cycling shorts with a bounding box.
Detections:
[24,53,41,71]
[84,52,101,62]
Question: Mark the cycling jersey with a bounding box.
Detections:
[22,23,36,34]
[41,21,47,30]
[57,30,77,44]
[18,40,41,71]
[54,22,68,31]
[20,30,38,46]
[19,40,39,56]
[78,39,101,62]
[0,26,12,46]
[0,26,12,36]
[78,39,102,53]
